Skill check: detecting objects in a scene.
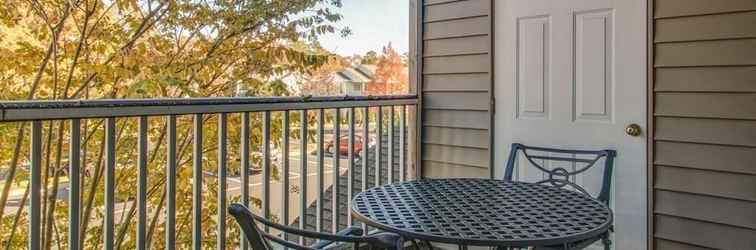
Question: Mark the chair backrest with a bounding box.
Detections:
[228,204,272,250]
[228,204,403,250]
[504,143,616,204]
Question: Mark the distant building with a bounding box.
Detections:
[333,64,376,95]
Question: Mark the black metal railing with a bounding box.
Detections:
[0,95,417,250]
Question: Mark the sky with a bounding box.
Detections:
[317,0,410,56]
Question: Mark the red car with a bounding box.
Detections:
[326,135,366,156]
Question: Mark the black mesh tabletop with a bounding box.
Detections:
[351,179,613,247]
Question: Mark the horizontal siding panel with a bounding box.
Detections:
[654,0,756,18]
[424,0,457,5]
[655,190,756,229]
[423,92,489,110]
[655,66,756,92]
[655,39,756,67]
[424,54,489,74]
[655,12,756,42]
[655,141,756,175]
[424,16,489,40]
[424,35,489,57]
[423,126,488,149]
[655,215,756,249]
[655,117,756,147]
[423,160,489,178]
[652,1,756,248]
[425,0,488,22]
[423,109,489,129]
[655,93,756,120]
[424,73,488,91]
[655,165,756,201]
[421,0,492,179]
[654,239,714,250]
[423,144,488,168]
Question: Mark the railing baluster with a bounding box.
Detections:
[388,107,394,183]
[282,111,290,242]
[316,109,325,233]
[166,115,177,250]
[375,107,382,186]
[332,108,341,233]
[217,113,227,250]
[361,108,368,192]
[347,108,355,226]
[69,119,81,250]
[262,111,271,232]
[192,114,203,250]
[299,110,308,244]
[400,106,406,182]
[361,107,369,231]
[104,118,116,250]
[240,112,250,250]
[137,117,148,250]
[193,114,203,250]
[29,121,42,250]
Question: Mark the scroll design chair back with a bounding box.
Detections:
[229,204,404,250]
[504,143,617,204]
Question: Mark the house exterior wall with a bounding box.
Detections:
[417,0,755,249]
[649,0,756,249]
[420,0,494,179]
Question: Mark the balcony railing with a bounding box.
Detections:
[0,95,418,250]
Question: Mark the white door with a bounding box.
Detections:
[494,0,647,249]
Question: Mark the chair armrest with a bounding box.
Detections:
[309,226,364,249]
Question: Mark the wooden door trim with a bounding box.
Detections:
[646,0,655,249]
[488,0,497,179]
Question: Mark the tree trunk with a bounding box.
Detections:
[3,185,29,250]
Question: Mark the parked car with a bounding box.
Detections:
[326,135,366,156]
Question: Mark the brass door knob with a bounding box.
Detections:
[625,124,642,137]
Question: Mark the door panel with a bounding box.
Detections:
[575,10,613,122]
[494,0,647,249]
[516,15,551,119]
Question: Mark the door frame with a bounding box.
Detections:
[645,0,654,249]
[488,0,498,180]
[487,0,655,248]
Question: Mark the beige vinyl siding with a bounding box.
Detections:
[654,67,756,92]
[651,0,756,249]
[422,160,490,179]
[655,215,755,250]
[422,109,489,129]
[654,239,713,250]
[423,127,488,149]
[421,0,492,178]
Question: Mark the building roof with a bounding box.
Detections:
[334,64,375,83]
[354,64,377,79]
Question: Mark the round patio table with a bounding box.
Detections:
[350,178,612,248]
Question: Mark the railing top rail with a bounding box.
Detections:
[0,94,417,122]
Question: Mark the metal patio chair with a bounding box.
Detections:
[229,204,404,250]
[503,143,617,250]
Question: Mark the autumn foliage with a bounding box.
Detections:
[365,45,409,95]
[0,1,347,249]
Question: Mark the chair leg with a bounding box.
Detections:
[411,240,420,250]
[394,237,405,250]
[422,240,433,250]
[601,234,612,250]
